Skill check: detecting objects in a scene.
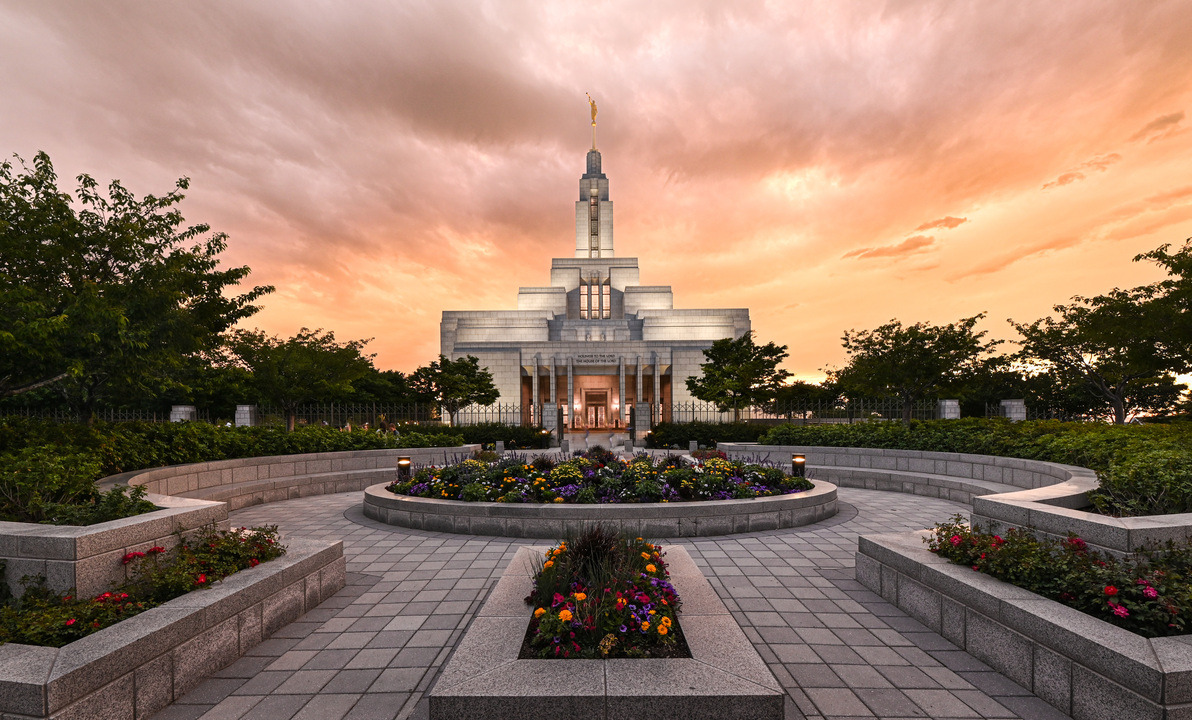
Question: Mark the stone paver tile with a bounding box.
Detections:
[291,693,360,720]
[230,671,290,696]
[150,706,207,720]
[902,689,981,718]
[995,695,1074,720]
[833,665,895,689]
[855,687,929,717]
[323,669,384,694]
[273,669,338,695]
[265,650,319,671]
[174,678,244,705]
[786,663,845,688]
[804,687,875,717]
[371,667,426,693]
[236,694,311,720]
[196,695,264,720]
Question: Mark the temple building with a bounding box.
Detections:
[440,108,750,431]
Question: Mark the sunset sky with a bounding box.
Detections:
[3,1,1191,380]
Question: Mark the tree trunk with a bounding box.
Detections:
[286,410,296,432]
[1113,396,1127,425]
[902,398,913,425]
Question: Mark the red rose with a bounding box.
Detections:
[1104,586,1119,596]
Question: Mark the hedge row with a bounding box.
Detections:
[645,421,771,449]
[761,418,1192,517]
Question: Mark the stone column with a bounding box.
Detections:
[618,356,626,427]
[653,352,661,425]
[170,405,197,422]
[549,355,557,403]
[937,399,960,420]
[235,405,257,427]
[635,354,643,405]
[1000,399,1027,422]
[532,354,540,421]
[567,358,574,428]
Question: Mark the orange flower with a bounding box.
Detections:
[534,608,546,618]
[544,561,554,569]
[645,564,657,573]
[641,621,650,631]
[574,592,587,601]
[559,609,573,622]
[658,625,668,635]
[641,552,651,559]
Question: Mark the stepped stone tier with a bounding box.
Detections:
[440,115,750,430]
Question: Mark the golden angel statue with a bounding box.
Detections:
[586,93,597,125]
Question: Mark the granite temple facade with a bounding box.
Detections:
[440,135,750,432]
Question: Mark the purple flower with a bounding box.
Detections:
[619,625,627,632]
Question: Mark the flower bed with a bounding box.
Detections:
[927,515,1192,638]
[522,527,686,659]
[387,448,812,504]
[0,524,285,647]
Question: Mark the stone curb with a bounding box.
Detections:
[0,537,344,719]
[429,545,785,719]
[855,531,1192,720]
[362,481,838,538]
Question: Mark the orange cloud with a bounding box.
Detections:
[1043,172,1085,189]
[843,235,935,260]
[915,216,968,231]
[1131,111,1185,142]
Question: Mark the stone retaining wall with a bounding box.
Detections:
[0,495,227,598]
[0,538,344,720]
[856,531,1192,720]
[362,480,838,538]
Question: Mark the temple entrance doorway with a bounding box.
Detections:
[584,390,608,429]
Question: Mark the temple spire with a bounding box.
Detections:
[586,92,597,150]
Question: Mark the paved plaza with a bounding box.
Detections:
[148,488,1072,720]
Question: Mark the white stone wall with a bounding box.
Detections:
[517,287,566,313]
[623,286,674,312]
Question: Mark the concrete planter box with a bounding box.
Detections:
[856,531,1192,720]
[0,537,344,720]
[362,481,837,538]
[0,494,227,598]
[430,545,785,719]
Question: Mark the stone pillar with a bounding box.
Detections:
[234,405,257,427]
[1000,399,1027,422]
[689,440,698,453]
[549,355,557,403]
[542,402,558,444]
[635,355,643,406]
[567,358,574,428]
[169,405,197,422]
[618,356,626,428]
[532,354,540,421]
[937,399,960,420]
[495,441,505,454]
[635,402,652,433]
[653,352,661,425]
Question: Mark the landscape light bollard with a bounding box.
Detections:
[397,456,412,481]
[792,453,806,478]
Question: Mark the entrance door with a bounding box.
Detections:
[584,391,608,428]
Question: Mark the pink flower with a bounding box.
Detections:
[949,535,961,546]
[1112,604,1130,618]
[1144,586,1159,599]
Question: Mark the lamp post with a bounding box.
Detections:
[396,456,412,481]
[791,453,806,478]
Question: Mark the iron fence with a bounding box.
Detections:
[3,406,210,424]
[664,399,942,424]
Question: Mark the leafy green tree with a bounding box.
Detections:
[229,328,375,431]
[349,369,429,405]
[0,152,271,419]
[770,380,840,417]
[1133,237,1192,370]
[832,314,1002,424]
[410,355,499,426]
[1012,287,1185,424]
[685,332,791,421]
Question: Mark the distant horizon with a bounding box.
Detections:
[3,2,1190,380]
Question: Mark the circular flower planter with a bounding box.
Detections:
[361,480,837,538]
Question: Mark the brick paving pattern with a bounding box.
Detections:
[149,489,1072,719]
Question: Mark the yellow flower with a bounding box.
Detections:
[574,592,587,601]
[534,608,545,618]
[648,609,656,615]
[658,625,668,635]
[544,561,554,569]
[660,616,672,626]
[559,609,573,622]
[645,564,657,573]
[553,497,564,503]
[641,621,650,631]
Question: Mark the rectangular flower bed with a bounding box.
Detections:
[856,531,1192,720]
[0,537,344,719]
[429,544,785,719]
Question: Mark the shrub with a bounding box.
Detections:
[0,525,285,647]
[762,418,1192,517]
[449,422,550,449]
[37,486,158,526]
[927,515,1192,638]
[523,526,686,658]
[0,446,105,523]
[646,421,770,449]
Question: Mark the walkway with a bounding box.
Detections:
[149,488,1072,720]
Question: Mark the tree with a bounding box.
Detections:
[770,380,840,417]
[0,152,271,419]
[1133,237,1192,370]
[229,328,375,431]
[1012,287,1185,424]
[410,355,498,425]
[685,332,791,421]
[832,314,1002,424]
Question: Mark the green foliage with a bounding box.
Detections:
[0,446,104,522]
[0,152,272,418]
[228,327,375,431]
[762,418,1192,516]
[450,422,550,449]
[0,525,285,647]
[927,515,1192,638]
[832,314,1002,424]
[646,421,770,449]
[410,355,498,425]
[387,450,812,503]
[524,528,684,658]
[37,486,157,526]
[685,332,791,420]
